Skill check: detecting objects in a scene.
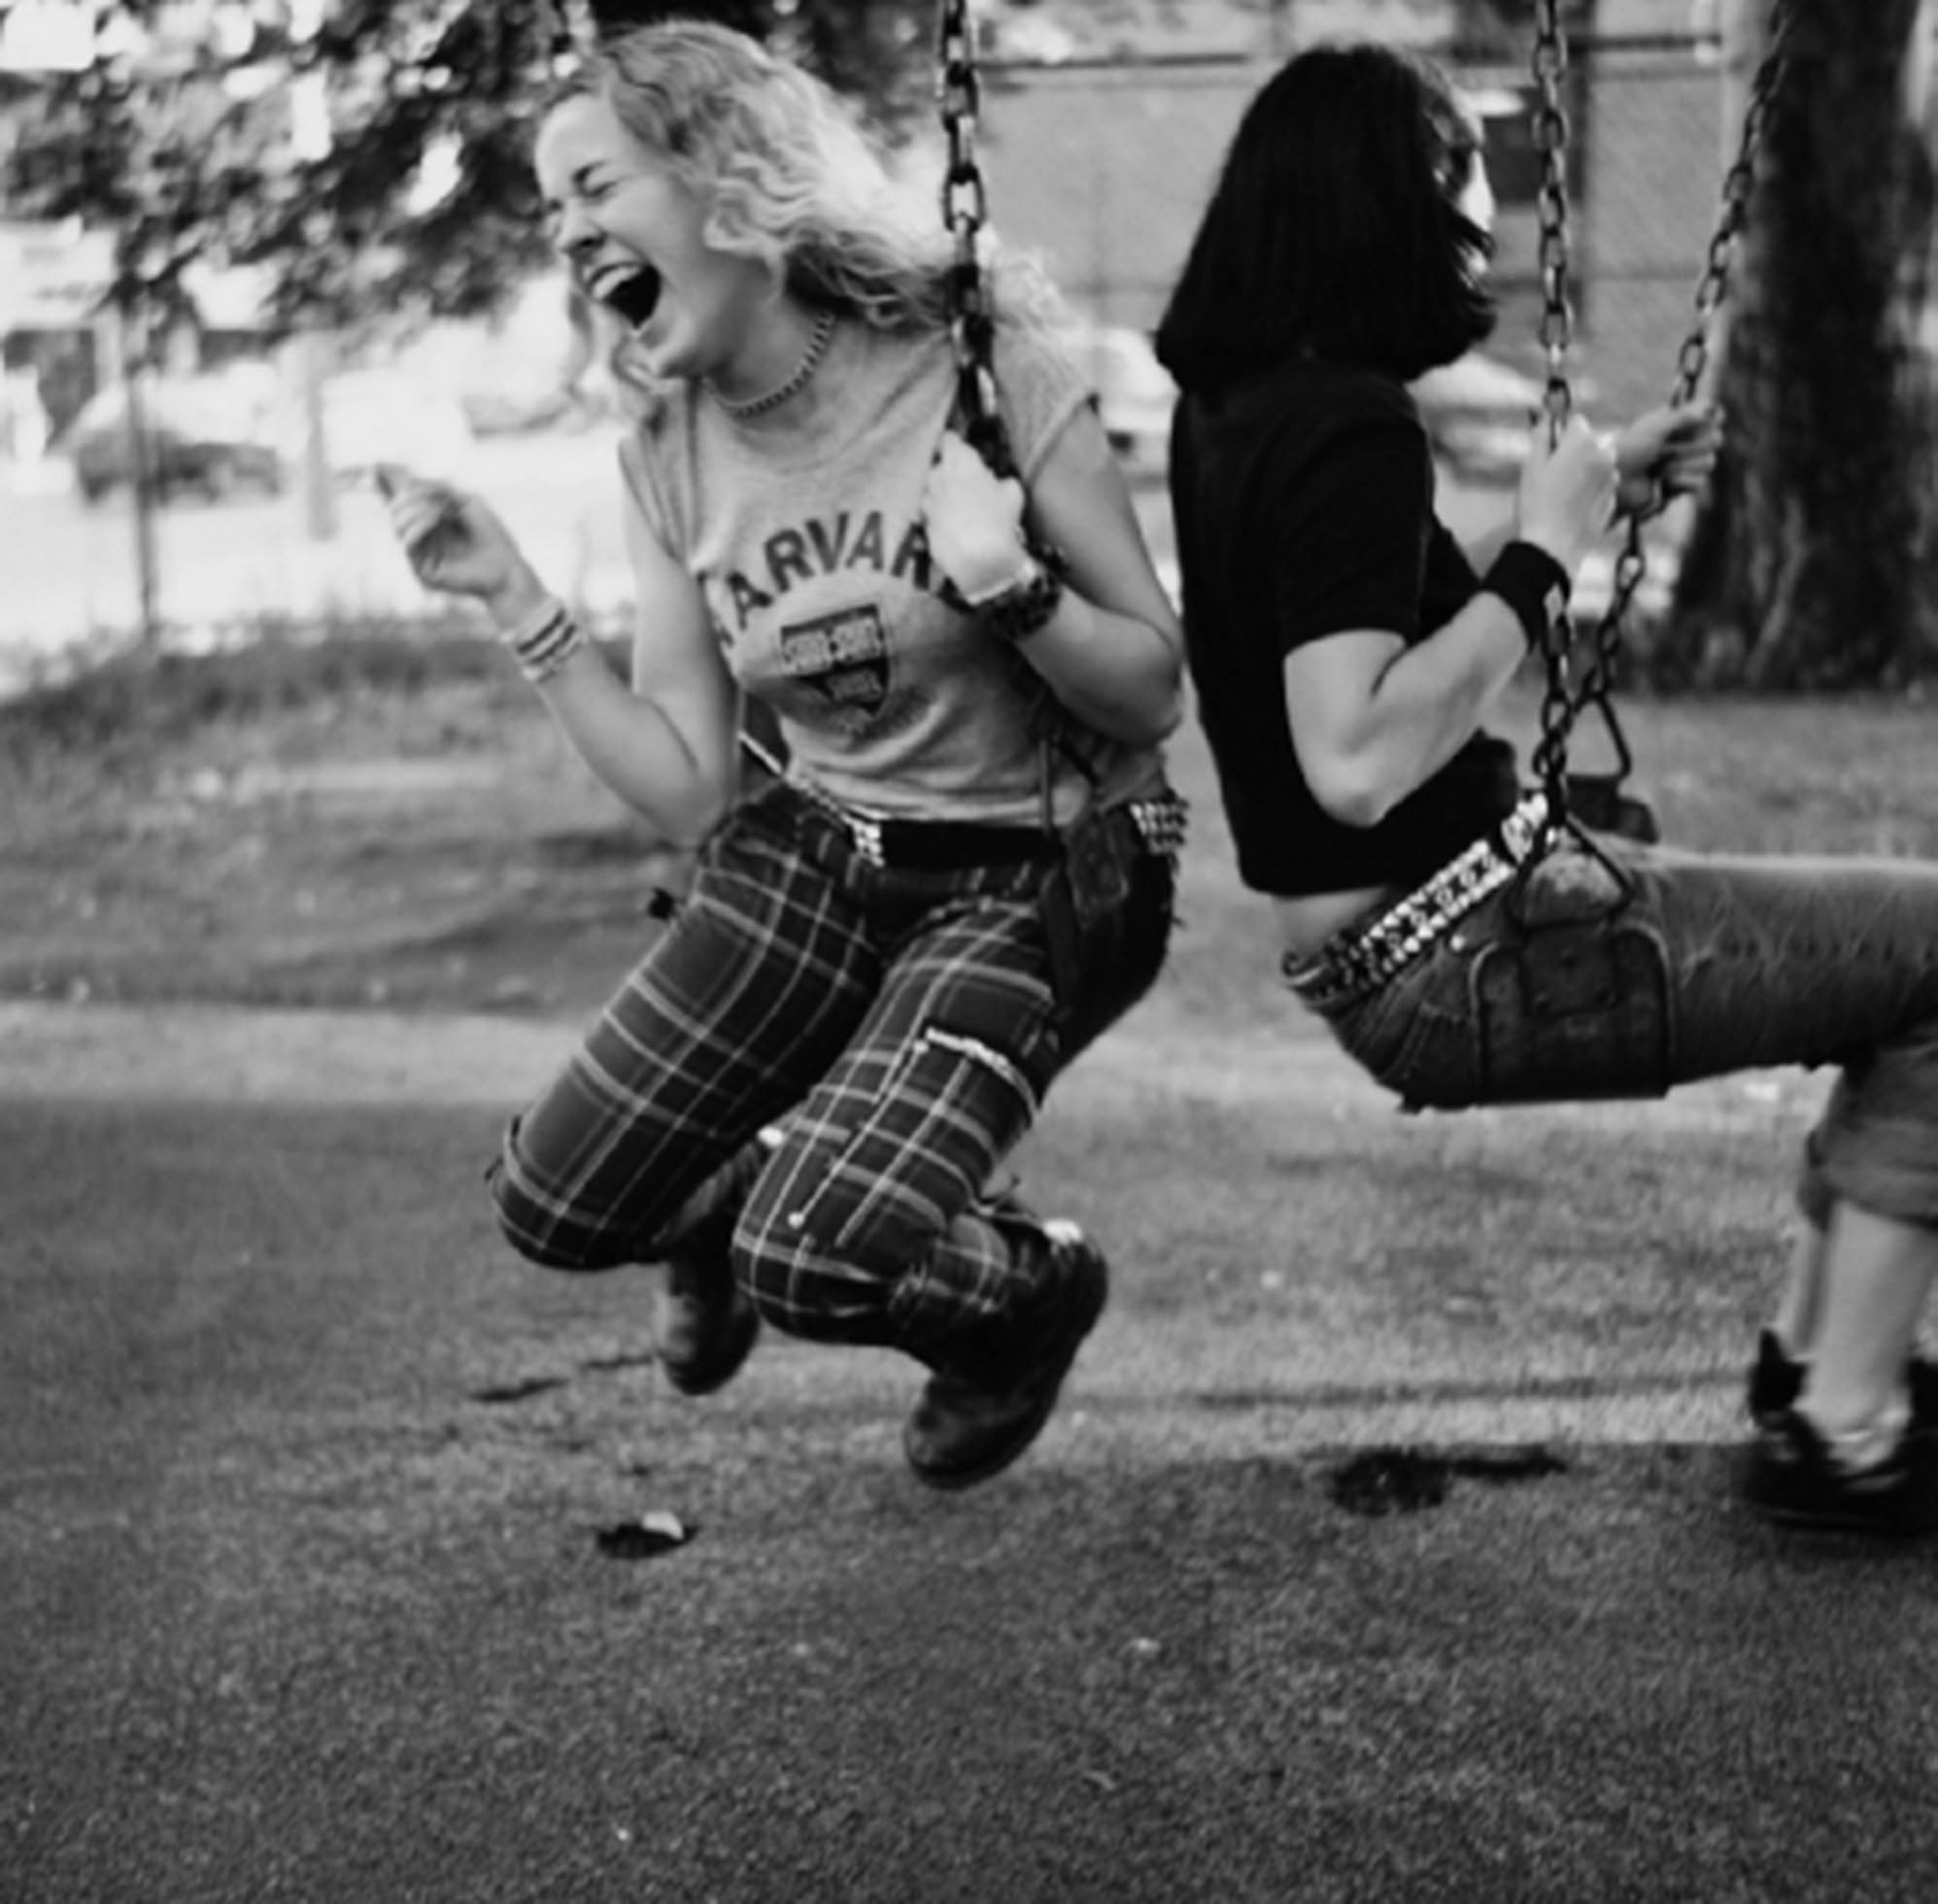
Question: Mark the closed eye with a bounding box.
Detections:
[540,164,619,231]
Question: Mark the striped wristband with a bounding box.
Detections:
[1482,541,1573,651]
[499,595,586,686]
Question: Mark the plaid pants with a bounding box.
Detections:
[491,779,1173,1367]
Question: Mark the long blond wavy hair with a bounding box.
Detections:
[547,18,1064,396]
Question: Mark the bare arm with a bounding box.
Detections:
[1283,604,1526,829]
[1287,416,1616,828]
[1014,403,1184,744]
[534,502,739,843]
[381,466,738,842]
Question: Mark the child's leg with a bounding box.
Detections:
[1800,1204,1938,1451]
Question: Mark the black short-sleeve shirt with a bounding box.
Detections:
[1170,357,1519,898]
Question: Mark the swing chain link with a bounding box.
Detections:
[936,0,1014,476]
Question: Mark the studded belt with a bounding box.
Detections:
[1122,787,1189,858]
[1281,796,1549,1012]
[787,778,1186,870]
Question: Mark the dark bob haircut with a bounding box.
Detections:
[1155,43,1495,393]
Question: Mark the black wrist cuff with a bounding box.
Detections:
[978,559,1065,643]
[1483,541,1572,650]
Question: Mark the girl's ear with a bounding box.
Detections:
[700,186,777,270]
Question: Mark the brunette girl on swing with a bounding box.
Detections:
[1159,40,1938,1537]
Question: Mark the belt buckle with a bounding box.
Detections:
[1501,794,1550,864]
[795,778,888,866]
[1131,791,1189,857]
[848,812,886,866]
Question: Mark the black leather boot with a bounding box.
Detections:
[901,1219,1108,1490]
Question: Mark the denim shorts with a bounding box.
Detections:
[1309,835,1938,1229]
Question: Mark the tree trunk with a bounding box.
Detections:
[1662,0,1938,690]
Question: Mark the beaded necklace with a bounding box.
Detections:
[707,310,837,421]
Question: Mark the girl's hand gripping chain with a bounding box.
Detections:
[1612,401,1723,518]
[920,432,1064,642]
[920,431,1033,601]
[1514,414,1619,578]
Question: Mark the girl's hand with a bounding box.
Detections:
[1514,414,1619,575]
[1613,402,1722,516]
[920,432,1035,603]
[377,463,534,605]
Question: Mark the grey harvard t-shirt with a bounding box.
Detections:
[619,315,1161,825]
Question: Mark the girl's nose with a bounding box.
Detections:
[553,200,598,257]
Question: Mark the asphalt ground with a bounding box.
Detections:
[4,1002,1936,1904]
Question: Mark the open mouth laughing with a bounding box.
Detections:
[589,264,663,331]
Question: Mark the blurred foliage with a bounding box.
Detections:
[0,617,497,771]
[2,0,939,341]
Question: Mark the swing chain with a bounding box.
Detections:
[1670,0,1792,412]
[936,0,1013,476]
[935,0,1085,783]
[1567,0,1792,730]
[1530,2,1575,436]
[1528,0,1577,820]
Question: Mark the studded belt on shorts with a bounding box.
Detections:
[1280,796,1550,1012]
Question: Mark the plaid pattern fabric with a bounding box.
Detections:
[491,779,1173,1361]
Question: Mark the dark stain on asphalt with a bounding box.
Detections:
[472,1353,654,1403]
[1328,1445,1569,1516]
[470,1374,568,1403]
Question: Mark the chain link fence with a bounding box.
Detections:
[974,33,1731,429]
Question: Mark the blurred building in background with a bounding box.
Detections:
[0,1,1735,470]
[0,0,1757,652]
[974,0,1732,433]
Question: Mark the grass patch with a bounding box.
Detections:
[0,615,503,771]
[4,621,1938,1019]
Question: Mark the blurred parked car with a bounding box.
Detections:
[64,376,284,505]
[306,369,475,483]
[1054,330,1549,490]
[1062,322,1176,476]
[1411,352,1547,483]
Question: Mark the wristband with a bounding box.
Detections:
[499,595,587,686]
[975,557,1065,644]
[1482,540,1572,651]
